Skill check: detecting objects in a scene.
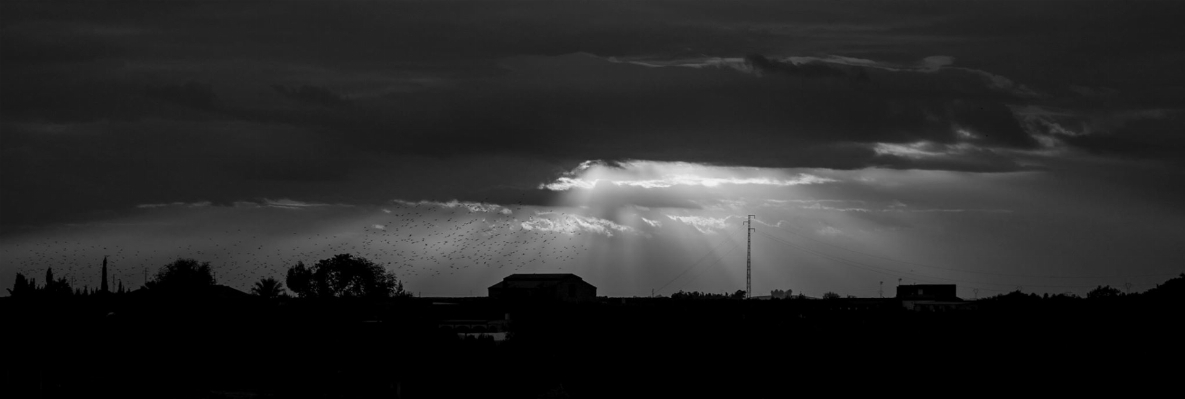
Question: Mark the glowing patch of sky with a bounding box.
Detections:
[3,161,1182,299]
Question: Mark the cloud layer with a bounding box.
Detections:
[3,1,1184,231]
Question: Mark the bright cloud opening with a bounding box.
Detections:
[540,160,836,191]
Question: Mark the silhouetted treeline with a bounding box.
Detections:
[4,266,1182,397]
[6,267,128,298]
[5,253,411,301]
[668,289,747,300]
[970,276,1185,306]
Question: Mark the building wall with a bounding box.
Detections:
[489,280,596,302]
[568,282,596,302]
[896,285,957,300]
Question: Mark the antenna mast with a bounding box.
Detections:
[743,215,755,299]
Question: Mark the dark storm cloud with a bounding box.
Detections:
[271,85,351,107]
[1062,112,1185,160]
[0,119,359,230]
[0,25,125,65]
[3,1,1185,231]
[380,52,1044,171]
[146,81,219,111]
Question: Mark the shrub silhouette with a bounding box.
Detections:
[285,254,409,299]
[1086,285,1122,299]
[149,258,216,293]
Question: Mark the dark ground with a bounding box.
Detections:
[3,291,1180,398]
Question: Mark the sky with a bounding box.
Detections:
[3,1,1184,298]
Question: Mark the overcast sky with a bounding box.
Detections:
[3,1,1184,298]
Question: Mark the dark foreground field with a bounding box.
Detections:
[3,291,1181,398]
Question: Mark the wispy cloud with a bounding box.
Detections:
[755,219,785,228]
[666,215,732,234]
[612,174,834,189]
[263,198,333,209]
[816,225,844,237]
[138,199,353,211]
[136,201,212,209]
[796,201,1010,214]
[521,212,638,237]
[540,177,599,191]
[872,141,986,159]
[641,217,662,228]
[699,199,749,212]
[392,199,513,215]
[801,203,872,212]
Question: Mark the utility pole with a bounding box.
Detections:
[743,215,755,299]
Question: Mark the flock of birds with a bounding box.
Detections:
[4,203,605,294]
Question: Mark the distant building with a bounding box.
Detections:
[896,284,971,311]
[488,274,596,302]
[896,284,958,300]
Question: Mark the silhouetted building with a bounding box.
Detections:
[488,274,596,302]
[896,284,970,311]
[896,284,957,300]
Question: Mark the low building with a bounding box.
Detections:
[897,284,958,300]
[488,274,596,302]
[896,284,972,311]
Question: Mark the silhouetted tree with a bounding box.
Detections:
[731,290,746,300]
[1087,285,1121,299]
[149,258,216,293]
[285,261,313,297]
[251,277,286,299]
[7,273,35,297]
[285,254,409,299]
[822,291,840,300]
[41,268,72,297]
